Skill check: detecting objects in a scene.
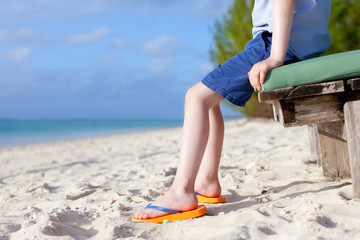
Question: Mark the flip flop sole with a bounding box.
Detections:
[160,192,226,203]
[196,195,226,203]
[132,205,207,223]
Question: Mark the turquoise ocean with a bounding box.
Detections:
[0,119,183,148]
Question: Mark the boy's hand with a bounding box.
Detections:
[248,57,283,91]
[248,0,295,92]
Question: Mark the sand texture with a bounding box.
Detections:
[1,119,359,240]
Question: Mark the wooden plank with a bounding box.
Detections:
[259,87,294,103]
[286,80,345,99]
[271,100,294,125]
[347,78,360,91]
[267,88,360,127]
[317,121,347,141]
[318,130,351,178]
[307,124,321,166]
[281,94,345,127]
[259,80,345,103]
[272,101,282,123]
[344,100,360,198]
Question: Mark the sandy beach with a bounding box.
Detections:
[1,118,359,240]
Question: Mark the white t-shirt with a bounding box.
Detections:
[252,0,332,60]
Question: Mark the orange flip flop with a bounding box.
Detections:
[132,204,207,223]
[160,192,226,203]
[195,192,226,203]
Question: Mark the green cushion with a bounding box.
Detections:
[262,50,360,91]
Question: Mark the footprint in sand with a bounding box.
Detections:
[0,223,21,237]
[42,210,98,239]
[316,216,337,228]
[113,224,135,239]
[66,189,97,201]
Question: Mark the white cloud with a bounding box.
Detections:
[0,0,176,20]
[68,27,109,44]
[190,0,233,18]
[148,57,174,73]
[0,28,33,41]
[113,38,126,48]
[35,0,54,3]
[141,35,181,73]
[0,30,9,41]
[198,61,214,76]
[0,0,233,22]
[17,28,33,37]
[6,47,31,63]
[142,35,180,56]
[0,2,28,16]
[99,53,121,67]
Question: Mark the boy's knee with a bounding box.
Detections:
[185,82,222,110]
[185,86,199,107]
[185,84,207,104]
[185,85,196,98]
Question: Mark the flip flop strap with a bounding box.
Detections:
[145,204,181,214]
[195,192,203,196]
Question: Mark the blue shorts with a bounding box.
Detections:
[201,32,300,107]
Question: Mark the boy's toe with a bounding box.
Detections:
[134,210,143,219]
[134,210,150,219]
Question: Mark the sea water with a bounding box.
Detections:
[0,119,183,148]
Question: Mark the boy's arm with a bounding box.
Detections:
[248,0,295,91]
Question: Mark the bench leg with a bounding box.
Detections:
[307,124,321,166]
[344,100,360,198]
[318,129,351,178]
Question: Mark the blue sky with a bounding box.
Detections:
[0,0,235,119]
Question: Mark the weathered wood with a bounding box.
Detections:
[344,100,360,198]
[286,80,345,100]
[292,94,345,126]
[272,101,282,123]
[259,87,294,102]
[318,130,351,178]
[259,80,345,103]
[307,124,321,166]
[348,78,360,91]
[317,121,347,141]
[271,100,295,125]
[273,94,345,127]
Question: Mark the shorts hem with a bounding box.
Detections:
[201,78,247,107]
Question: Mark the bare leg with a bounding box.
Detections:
[195,105,224,197]
[134,82,223,219]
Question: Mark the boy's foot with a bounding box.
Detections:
[194,178,226,203]
[194,178,222,198]
[195,192,226,203]
[133,189,198,220]
[132,204,207,223]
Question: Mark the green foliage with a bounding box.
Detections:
[210,0,254,65]
[210,0,360,118]
[326,0,360,54]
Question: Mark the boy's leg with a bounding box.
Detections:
[134,82,223,219]
[195,104,224,197]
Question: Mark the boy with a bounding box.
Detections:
[133,0,331,222]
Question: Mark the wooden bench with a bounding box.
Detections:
[259,78,360,198]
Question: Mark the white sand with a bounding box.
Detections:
[1,119,359,240]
